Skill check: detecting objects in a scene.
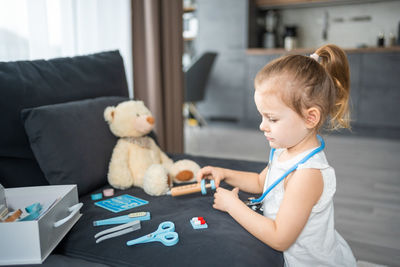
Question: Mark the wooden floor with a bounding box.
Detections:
[185,124,400,267]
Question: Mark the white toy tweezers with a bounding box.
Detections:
[94,220,141,243]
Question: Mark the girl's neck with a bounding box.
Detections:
[280,132,320,161]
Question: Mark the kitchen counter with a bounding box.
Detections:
[247,46,400,55]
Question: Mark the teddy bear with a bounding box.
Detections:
[104,100,200,196]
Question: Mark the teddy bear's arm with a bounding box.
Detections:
[148,138,173,169]
[160,150,173,167]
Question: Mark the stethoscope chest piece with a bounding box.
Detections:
[245,197,264,212]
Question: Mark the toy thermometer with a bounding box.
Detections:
[168,180,216,197]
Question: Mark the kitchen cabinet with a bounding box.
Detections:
[256,0,325,8]
[194,0,248,122]
[357,52,400,128]
[244,54,280,127]
[255,0,389,8]
[347,53,361,124]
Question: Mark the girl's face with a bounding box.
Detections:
[254,79,310,150]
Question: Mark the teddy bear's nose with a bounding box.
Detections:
[146,116,155,125]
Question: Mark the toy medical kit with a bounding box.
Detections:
[91,193,103,200]
[167,179,216,197]
[94,220,141,243]
[103,188,114,197]
[95,194,148,213]
[246,135,325,211]
[126,221,179,247]
[93,211,150,226]
[190,217,208,229]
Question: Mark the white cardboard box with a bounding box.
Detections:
[0,185,82,265]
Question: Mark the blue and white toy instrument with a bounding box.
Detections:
[93,211,150,226]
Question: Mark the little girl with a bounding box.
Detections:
[196,44,357,266]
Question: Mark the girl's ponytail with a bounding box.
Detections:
[314,44,351,130]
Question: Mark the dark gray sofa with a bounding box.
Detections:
[0,51,283,266]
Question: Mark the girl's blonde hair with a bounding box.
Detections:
[254,44,351,131]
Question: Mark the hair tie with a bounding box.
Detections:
[310,53,319,62]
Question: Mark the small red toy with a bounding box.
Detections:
[190,217,208,229]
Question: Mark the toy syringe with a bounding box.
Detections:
[167,179,216,197]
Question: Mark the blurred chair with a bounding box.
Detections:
[184,52,217,126]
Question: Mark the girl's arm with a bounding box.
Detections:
[196,166,268,194]
[224,166,268,194]
[214,168,323,251]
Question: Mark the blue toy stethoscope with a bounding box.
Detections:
[245,134,325,210]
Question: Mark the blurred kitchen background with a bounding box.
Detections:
[183,0,400,138]
[182,0,400,266]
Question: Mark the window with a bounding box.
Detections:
[0,0,133,96]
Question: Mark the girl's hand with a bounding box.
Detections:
[196,166,225,187]
[213,187,240,213]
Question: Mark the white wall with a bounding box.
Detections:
[280,1,400,49]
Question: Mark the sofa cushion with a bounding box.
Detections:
[21,96,128,196]
[0,51,129,188]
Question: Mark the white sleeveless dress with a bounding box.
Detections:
[262,148,357,267]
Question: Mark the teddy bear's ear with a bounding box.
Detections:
[104,106,115,123]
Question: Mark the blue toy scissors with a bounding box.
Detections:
[126,221,179,247]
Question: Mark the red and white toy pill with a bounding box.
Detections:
[190,217,208,229]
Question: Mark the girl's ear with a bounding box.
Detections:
[305,107,321,129]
